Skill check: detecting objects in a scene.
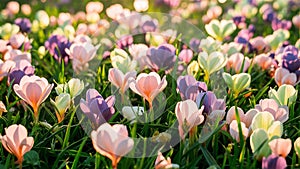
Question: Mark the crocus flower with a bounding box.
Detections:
[187,61,200,77]
[0,101,7,116]
[65,42,99,73]
[164,0,180,7]
[80,89,115,130]
[0,23,20,40]
[116,35,134,49]
[108,68,136,94]
[254,99,289,123]
[146,44,176,73]
[141,20,157,33]
[262,154,287,169]
[110,48,137,73]
[222,72,251,97]
[268,138,291,158]
[221,42,243,56]
[6,1,19,15]
[264,29,289,51]
[121,106,144,122]
[250,36,269,53]
[294,137,300,158]
[9,33,31,50]
[128,44,148,70]
[229,120,249,142]
[129,72,167,108]
[292,15,300,28]
[45,35,71,64]
[155,152,179,169]
[51,93,71,123]
[106,4,127,20]
[274,67,297,86]
[0,124,34,164]
[189,38,201,52]
[205,19,236,41]
[86,1,103,14]
[14,18,31,33]
[226,106,258,128]
[175,100,205,139]
[8,63,35,86]
[250,128,272,160]
[253,53,276,70]
[176,75,207,101]
[232,16,246,29]
[134,0,149,12]
[196,91,226,115]
[13,75,53,120]
[272,19,292,31]
[21,4,31,16]
[251,111,283,139]
[226,53,250,73]
[91,123,134,169]
[268,84,297,106]
[199,37,222,54]
[178,49,193,64]
[198,51,227,82]
[35,10,49,29]
[55,78,84,100]
[280,45,300,72]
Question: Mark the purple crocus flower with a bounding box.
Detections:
[189,38,201,52]
[141,20,157,33]
[271,19,292,31]
[281,45,300,72]
[234,26,255,53]
[14,18,31,33]
[146,44,176,72]
[196,91,226,115]
[232,16,246,27]
[262,154,287,169]
[262,8,277,22]
[80,89,115,130]
[45,35,71,64]
[177,75,207,101]
[8,66,35,86]
[116,35,134,49]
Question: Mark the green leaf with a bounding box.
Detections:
[24,150,40,166]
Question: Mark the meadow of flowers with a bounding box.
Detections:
[0,0,300,168]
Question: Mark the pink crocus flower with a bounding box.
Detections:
[226,53,250,73]
[9,33,25,49]
[226,106,258,128]
[254,53,277,70]
[108,68,136,94]
[0,124,34,164]
[91,123,133,169]
[6,1,20,15]
[65,42,99,73]
[268,138,292,158]
[255,99,289,123]
[274,67,297,86]
[86,1,103,14]
[13,75,53,120]
[175,100,205,139]
[229,120,249,142]
[155,152,179,169]
[178,49,193,64]
[129,72,167,108]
